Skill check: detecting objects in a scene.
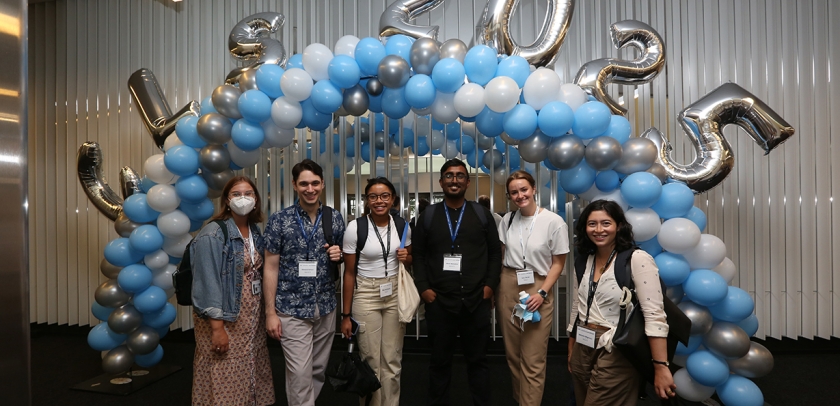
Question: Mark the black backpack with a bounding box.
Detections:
[173,219,228,306]
[354,214,408,267]
[320,206,340,281]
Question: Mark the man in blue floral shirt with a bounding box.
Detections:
[263,159,345,406]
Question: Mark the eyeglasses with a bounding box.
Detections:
[230,191,255,198]
[443,172,468,181]
[365,193,393,202]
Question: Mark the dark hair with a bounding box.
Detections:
[574,199,635,255]
[364,176,397,196]
[292,159,323,181]
[505,170,535,193]
[212,175,265,224]
[418,198,430,214]
[439,158,468,179]
[478,195,491,210]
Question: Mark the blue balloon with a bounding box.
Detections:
[404,74,436,109]
[737,313,759,337]
[384,34,413,63]
[104,237,144,267]
[310,80,343,114]
[543,158,561,171]
[571,101,612,139]
[682,269,729,306]
[300,98,332,131]
[495,55,530,87]
[231,119,266,151]
[414,136,431,156]
[179,198,215,222]
[91,301,114,321]
[685,206,707,232]
[431,118,445,131]
[368,90,383,113]
[398,128,415,147]
[601,115,632,145]
[200,96,217,114]
[476,107,505,136]
[255,64,285,98]
[595,170,620,192]
[87,323,127,351]
[355,37,386,76]
[135,344,164,368]
[169,254,182,264]
[559,159,596,195]
[319,131,342,154]
[715,375,764,406]
[163,145,200,176]
[538,101,574,137]
[458,135,476,155]
[637,236,663,257]
[655,252,691,286]
[174,116,206,148]
[129,225,164,254]
[708,286,755,323]
[463,45,498,86]
[175,174,209,203]
[480,164,491,174]
[144,302,177,328]
[123,193,160,222]
[139,177,156,193]
[387,118,401,135]
[459,114,476,122]
[651,182,694,219]
[345,137,356,157]
[465,148,484,169]
[155,326,170,339]
[686,350,730,387]
[431,58,466,93]
[360,142,372,163]
[238,89,272,123]
[381,87,410,119]
[327,55,361,89]
[117,263,153,293]
[620,172,663,208]
[133,286,168,313]
[675,334,703,355]
[505,147,522,170]
[444,122,461,140]
[503,105,539,140]
[286,53,304,70]
[189,219,204,232]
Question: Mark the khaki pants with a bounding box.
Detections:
[495,267,554,406]
[353,274,405,406]
[278,308,336,406]
[570,329,640,406]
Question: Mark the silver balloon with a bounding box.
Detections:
[666,284,684,304]
[379,0,444,40]
[646,162,668,183]
[102,345,135,374]
[678,300,714,336]
[127,68,200,150]
[703,321,751,359]
[366,78,384,96]
[492,165,507,186]
[410,37,441,75]
[207,188,223,199]
[499,132,520,146]
[114,212,142,237]
[439,39,468,63]
[574,20,665,115]
[377,55,411,89]
[203,169,235,191]
[483,149,503,169]
[342,84,370,116]
[237,68,260,92]
[642,83,795,193]
[547,134,585,169]
[727,341,774,378]
[583,136,623,171]
[119,166,142,199]
[475,0,574,67]
[196,113,233,145]
[358,122,372,142]
[389,141,405,157]
[100,258,122,279]
[126,325,160,355]
[77,142,123,221]
[613,137,657,174]
[226,12,287,85]
[108,304,143,335]
[476,134,495,150]
[374,131,387,150]
[94,279,130,308]
[518,131,550,163]
[211,85,243,119]
[199,145,232,174]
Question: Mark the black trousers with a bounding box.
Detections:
[425,298,492,406]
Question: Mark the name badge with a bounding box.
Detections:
[442,254,462,272]
[379,282,393,297]
[516,270,535,285]
[298,260,318,277]
[251,280,262,296]
[576,325,596,348]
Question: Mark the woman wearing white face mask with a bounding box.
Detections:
[191,176,275,406]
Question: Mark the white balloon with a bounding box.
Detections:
[682,234,727,270]
[146,184,181,213]
[228,142,261,168]
[163,132,185,151]
[157,210,191,238]
[558,83,588,111]
[673,368,715,402]
[144,154,178,184]
[151,264,176,291]
[334,35,360,57]
[441,140,459,159]
[162,233,193,257]
[657,218,702,254]
[625,208,662,242]
[280,68,314,102]
[262,120,296,148]
[484,76,521,113]
[591,188,630,212]
[579,183,601,202]
[302,43,334,82]
[143,249,170,271]
[271,96,304,129]
[431,91,459,124]
[672,354,688,367]
[453,83,486,117]
[523,68,561,110]
[429,130,445,150]
[712,257,737,284]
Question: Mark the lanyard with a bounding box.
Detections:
[583,249,617,325]
[516,208,539,269]
[443,203,466,252]
[369,216,392,270]
[295,209,322,261]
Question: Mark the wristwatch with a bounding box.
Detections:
[651,359,670,367]
[340,313,352,318]
[537,289,548,299]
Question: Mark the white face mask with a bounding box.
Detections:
[230,196,256,216]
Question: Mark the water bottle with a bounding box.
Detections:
[519,291,541,322]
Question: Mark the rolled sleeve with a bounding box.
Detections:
[630,251,669,337]
[191,226,225,319]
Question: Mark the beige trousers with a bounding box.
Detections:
[570,329,640,406]
[278,308,336,406]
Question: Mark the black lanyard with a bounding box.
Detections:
[369,216,391,269]
[583,250,617,325]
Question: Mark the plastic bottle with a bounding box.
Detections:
[519,291,541,322]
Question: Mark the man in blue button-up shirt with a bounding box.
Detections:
[263,159,345,406]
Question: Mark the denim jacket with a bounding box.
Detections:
[191,217,265,322]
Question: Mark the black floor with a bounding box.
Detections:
[30,323,840,405]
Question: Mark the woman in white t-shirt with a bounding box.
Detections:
[497,170,569,406]
[340,177,412,406]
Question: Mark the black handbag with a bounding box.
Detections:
[327,338,381,404]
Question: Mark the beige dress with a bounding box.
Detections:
[192,238,274,406]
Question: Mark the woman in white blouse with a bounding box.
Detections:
[497,170,569,406]
[568,199,676,405]
[340,177,412,406]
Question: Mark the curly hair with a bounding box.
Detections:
[574,199,636,256]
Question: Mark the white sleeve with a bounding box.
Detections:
[548,215,570,256]
[630,250,669,338]
[498,213,510,246]
[342,220,358,255]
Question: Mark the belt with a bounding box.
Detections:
[582,323,611,331]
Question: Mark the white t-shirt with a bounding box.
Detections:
[343,215,412,278]
[499,208,570,276]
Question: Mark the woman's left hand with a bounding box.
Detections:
[653,364,677,400]
[526,294,544,312]
[396,248,409,263]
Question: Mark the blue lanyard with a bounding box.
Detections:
[296,209,322,260]
[444,203,466,251]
